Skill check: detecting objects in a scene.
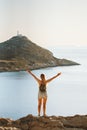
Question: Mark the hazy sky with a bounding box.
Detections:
[0,0,87,46]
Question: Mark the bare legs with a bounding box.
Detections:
[38,97,47,116]
[43,97,47,116]
[38,98,42,116]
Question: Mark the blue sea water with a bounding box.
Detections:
[0,45,87,119]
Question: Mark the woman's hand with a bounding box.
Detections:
[57,72,61,76]
[26,70,31,73]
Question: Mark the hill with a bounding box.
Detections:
[0,35,80,71]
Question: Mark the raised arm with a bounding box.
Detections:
[27,70,40,82]
[46,72,61,83]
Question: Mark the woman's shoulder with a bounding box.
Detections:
[38,80,47,84]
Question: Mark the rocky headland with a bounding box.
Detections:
[0,114,87,130]
[0,35,80,72]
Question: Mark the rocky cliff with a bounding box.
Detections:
[0,35,80,71]
[0,114,87,130]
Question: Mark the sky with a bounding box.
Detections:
[0,0,87,47]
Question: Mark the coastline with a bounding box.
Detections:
[0,59,80,72]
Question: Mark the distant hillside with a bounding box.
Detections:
[0,35,80,71]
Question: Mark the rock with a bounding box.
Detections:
[0,114,87,130]
[0,127,20,130]
[0,35,80,72]
[0,118,12,126]
[59,115,87,129]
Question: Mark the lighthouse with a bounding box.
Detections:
[17,31,22,37]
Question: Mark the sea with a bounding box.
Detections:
[0,45,87,120]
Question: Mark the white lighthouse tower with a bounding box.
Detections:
[17,31,22,37]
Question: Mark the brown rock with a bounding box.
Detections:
[0,114,87,130]
[0,118,12,127]
[64,115,87,129]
